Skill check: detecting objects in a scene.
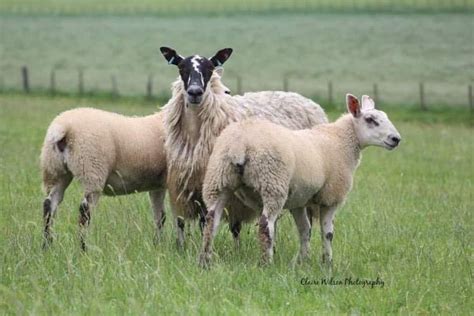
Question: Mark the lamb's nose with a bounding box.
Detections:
[390,135,401,145]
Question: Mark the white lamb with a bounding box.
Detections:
[199,94,401,267]
[40,69,230,250]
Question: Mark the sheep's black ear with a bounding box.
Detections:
[210,48,233,67]
[160,47,184,66]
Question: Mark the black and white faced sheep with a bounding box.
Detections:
[160,46,328,249]
[40,70,230,250]
[199,94,401,268]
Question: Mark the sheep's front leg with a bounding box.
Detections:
[78,192,100,251]
[258,208,282,265]
[320,205,337,267]
[149,188,166,243]
[199,192,228,268]
[290,208,311,263]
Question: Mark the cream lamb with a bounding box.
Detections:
[199,94,401,267]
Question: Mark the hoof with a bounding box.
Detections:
[198,253,211,269]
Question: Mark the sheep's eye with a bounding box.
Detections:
[365,116,379,126]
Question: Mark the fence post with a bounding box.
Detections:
[419,82,426,110]
[236,75,242,95]
[21,66,30,93]
[469,84,473,112]
[373,83,379,104]
[111,75,118,97]
[328,81,333,105]
[146,74,153,99]
[283,73,289,92]
[50,68,56,95]
[78,69,84,95]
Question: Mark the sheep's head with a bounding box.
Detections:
[346,94,401,150]
[160,47,233,106]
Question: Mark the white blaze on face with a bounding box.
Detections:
[191,55,204,86]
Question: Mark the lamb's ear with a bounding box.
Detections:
[214,67,224,77]
[210,48,233,67]
[361,95,375,110]
[346,94,361,117]
[160,47,184,66]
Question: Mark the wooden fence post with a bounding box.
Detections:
[419,82,426,110]
[373,83,379,104]
[50,69,56,94]
[21,66,29,93]
[78,69,84,95]
[283,73,289,92]
[146,74,153,99]
[111,75,118,97]
[328,81,333,105]
[469,84,473,112]
[236,75,242,95]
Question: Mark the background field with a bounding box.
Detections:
[0,95,472,314]
[1,0,473,15]
[1,13,473,106]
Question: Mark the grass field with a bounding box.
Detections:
[1,0,472,15]
[0,94,472,314]
[1,13,473,105]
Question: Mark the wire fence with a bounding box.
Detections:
[1,65,472,111]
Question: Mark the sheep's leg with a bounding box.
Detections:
[78,192,100,251]
[258,208,281,265]
[149,188,166,243]
[199,192,229,268]
[175,216,186,250]
[290,208,311,262]
[42,176,72,249]
[229,220,242,249]
[320,205,337,267]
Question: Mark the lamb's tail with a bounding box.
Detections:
[203,140,247,205]
[40,123,70,193]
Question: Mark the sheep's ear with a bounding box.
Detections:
[210,48,233,67]
[361,95,375,110]
[346,94,361,117]
[214,67,224,77]
[160,47,184,66]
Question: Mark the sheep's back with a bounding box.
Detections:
[232,91,328,129]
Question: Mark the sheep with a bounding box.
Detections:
[199,94,401,267]
[159,46,328,248]
[40,69,230,250]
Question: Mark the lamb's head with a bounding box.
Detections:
[346,94,401,150]
[160,47,233,106]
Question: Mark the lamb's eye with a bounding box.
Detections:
[365,117,379,126]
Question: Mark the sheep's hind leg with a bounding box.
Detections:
[149,188,166,244]
[290,208,311,263]
[199,192,229,268]
[42,176,72,249]
[320,205,337,268]
[229,220,242,249]
[258,207,282,265]
[78,192,100,251]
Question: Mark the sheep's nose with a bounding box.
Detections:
[390,135,401,145]
[188,86,203,97]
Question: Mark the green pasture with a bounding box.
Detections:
[0,94,472,314]
[0,0,472,15]
[1,13,473,106]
